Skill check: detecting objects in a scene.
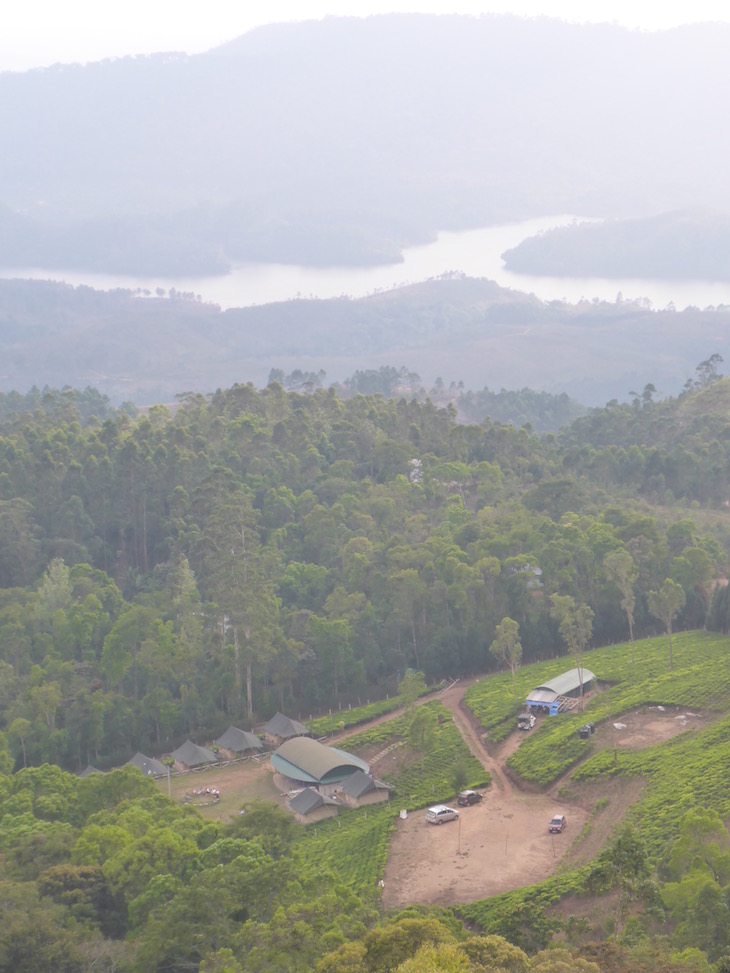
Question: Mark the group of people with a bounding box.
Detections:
[187,786,220,802]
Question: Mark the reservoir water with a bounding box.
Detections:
[3,215,730,311]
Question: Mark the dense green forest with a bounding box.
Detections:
[3,374,730,971]
[0,375,728,770]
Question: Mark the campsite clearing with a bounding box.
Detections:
[155,695,713,906]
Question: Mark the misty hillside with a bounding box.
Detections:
[503,210,730,281]
[1,15,730,275]
[1,276,727,405]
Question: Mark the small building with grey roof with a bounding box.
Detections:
[126,752,168,777]
[262,712,311,746]
[79,764,102,778]
[171,740,219,768]
[526,668,596,714]
[339,770,390,808]
[216,726,263,755]
[288,787,340,823]
[271,736,368,795]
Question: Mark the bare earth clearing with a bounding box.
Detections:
[376,694,709,909]
[381,786,584,909]
[157,691,710,908]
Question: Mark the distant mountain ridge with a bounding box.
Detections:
[1,15,730,275]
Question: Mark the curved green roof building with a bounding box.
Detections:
[271,736,369,785]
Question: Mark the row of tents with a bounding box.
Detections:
[82,713,313,779]
[81,713,390,827]
[127,726,264,777]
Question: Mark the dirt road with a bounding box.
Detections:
[380,679,588,908]
[159,685,704,910]
[436,679,516,796]
[379,689,705,909]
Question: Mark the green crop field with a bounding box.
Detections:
[573,714,730,855]
[465,631,730,787]
[307,697,408,737]
[306,685,439,737]
[294,804,395,894]
[343,701,489,809]
[292,701,488,893]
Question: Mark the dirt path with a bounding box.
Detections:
[436,679,515,796]
[379,698,707,909]
[327,676,519,795]
[327,677,516,798]
[379,679,590,909]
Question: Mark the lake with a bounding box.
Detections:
[3,215,730,311]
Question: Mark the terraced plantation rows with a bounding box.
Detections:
[343,701,488,806]
[465,631,730,786]
[573,714,730,854]
[298,631,730,919]
[295,804,395,894]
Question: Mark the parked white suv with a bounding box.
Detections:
[425,805,459,824]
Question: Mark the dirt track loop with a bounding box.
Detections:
[379,679,586,908]
[379,686,705,909]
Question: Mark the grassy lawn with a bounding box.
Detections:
[156,756,283,820]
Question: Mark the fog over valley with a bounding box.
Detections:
[1,14,729,401]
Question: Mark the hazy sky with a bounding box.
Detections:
[4,0,730,72]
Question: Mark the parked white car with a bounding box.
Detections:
[426,805,459,824]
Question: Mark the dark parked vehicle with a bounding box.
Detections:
[578,722,596,739]
[517,713,536,730]
[549,814,566,833]
[457,790,483,806]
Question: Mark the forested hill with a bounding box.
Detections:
[0,379,727,773]
[2,277,730,404]
[561,363,730,451]
[554,368,730,505]
[503,209,730,282]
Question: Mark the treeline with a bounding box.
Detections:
[271,365,588,432]
[1,762,704,973]
[0,380,727,770]
[559,364,730,504]
[0,385,134,424]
